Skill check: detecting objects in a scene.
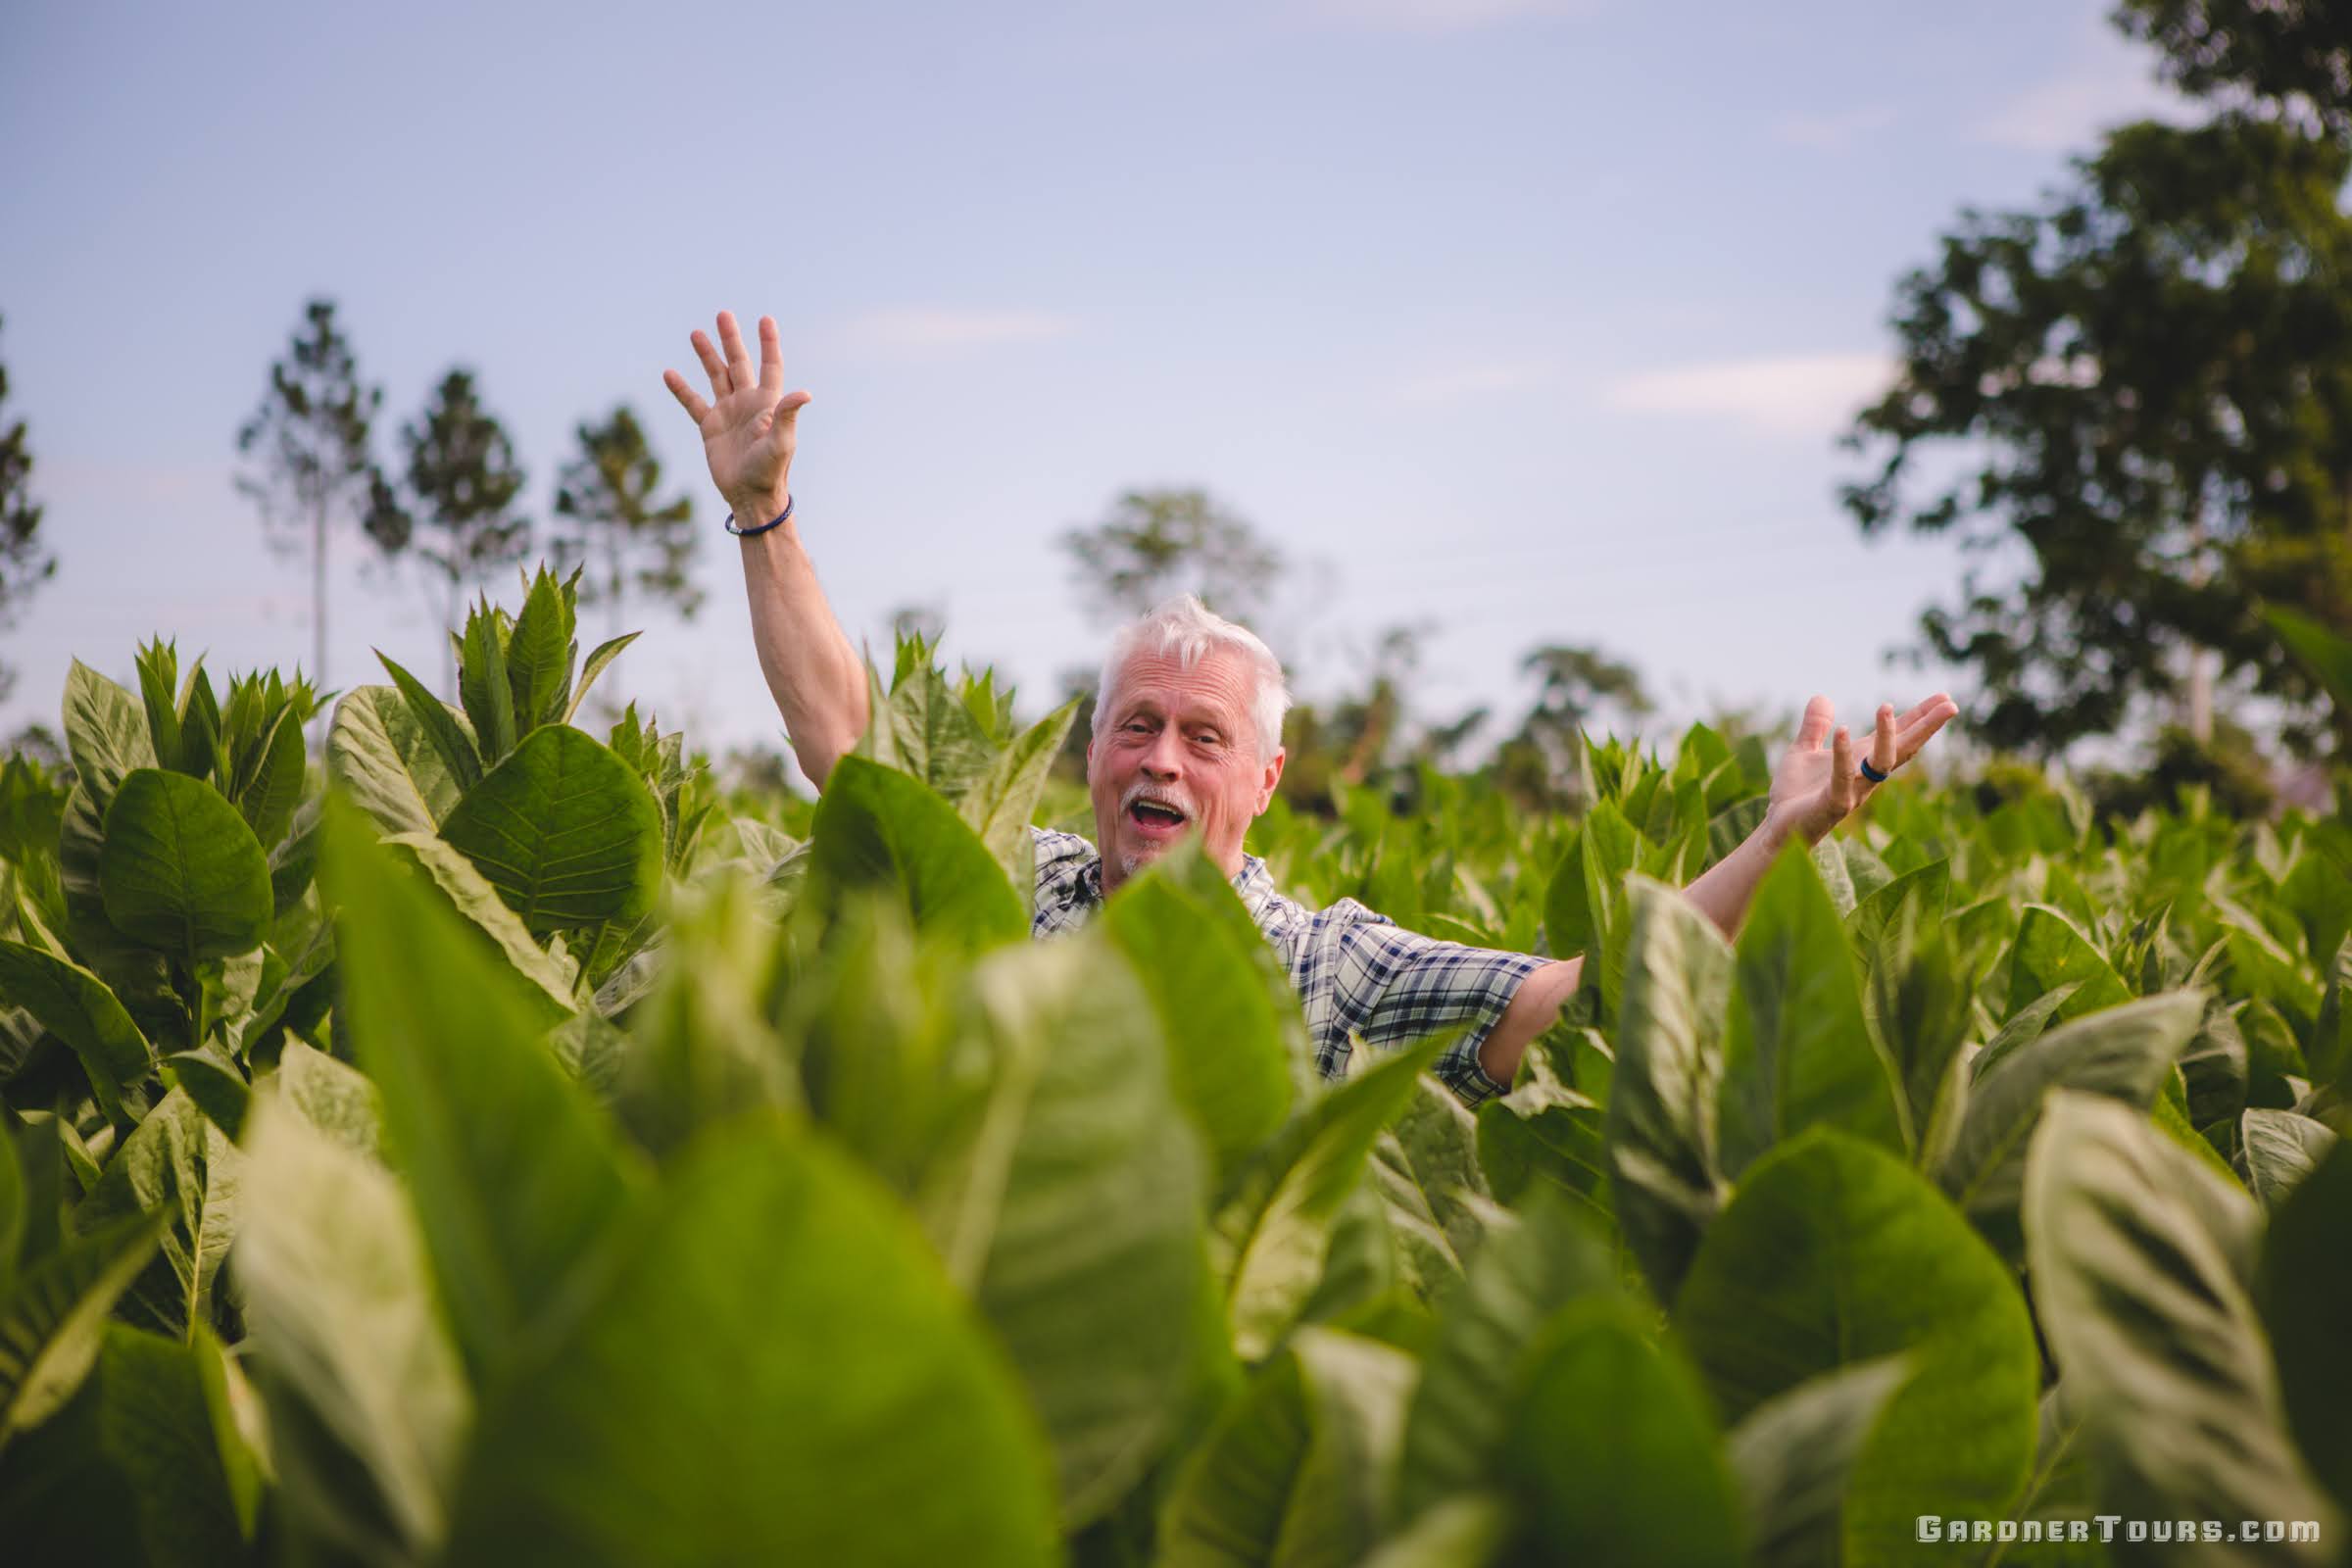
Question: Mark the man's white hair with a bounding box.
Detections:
[1097,595,1291,760]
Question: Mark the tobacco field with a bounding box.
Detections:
[0,569,2348,1566]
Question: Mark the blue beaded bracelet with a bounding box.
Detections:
[725,495,795,537]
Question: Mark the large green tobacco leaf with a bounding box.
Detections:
[89,1323,262,1566]
[1865,903,1973,1170]
[74,1089,239,1341]
[1673,1131,2038,1566]
[0,940,154,1124]
[2007,906,2132,1022]
[1394,1195,1619,1525]
[810,755,1026,954]
[439,724,663,935]
[0,1206,167,1444]
[1216,1036,1447,1362]
[923,937,1211,1525]
[0,1319,261,1567]
[442,1120,1060,1568]
[1544,802,1637,1016]
[1717,843,1904,1178]
[64,659,158,814]
[564,632,638,725]
[459,605,519,763]
[1605,876,1733,1303]
[502,568,575,736]
[1159,1328,1414,1568]
[98,769,272,960]
[1846,858,1950,962]
[614,875,799,1161]
[1937,991,2204,1257]
[1358,1496,1510,1568]
[1726,1357,1912,1568]
[0,1127,22,1295]
[958,696,1082,893]
[327,806,643,1381]
[862,658,995,799]
[328,684,470,835]
[2263,1139,2352,1516]
[377,653,485,794]
[2235,1108,2337,1210]
[236,706,307,850]
[1104,846,1298,1186]
[274,1037,384,1158]
[1473,1048,1609,1222]
[1386,1078,1496,1264]
[2024,1092,2339,1558]
[236,1102,470,1564]
[383,831,579,1020]
[1500,1297,1742,1568]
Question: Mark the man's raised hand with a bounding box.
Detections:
[662,311,811,528]
[1765,692,1960,847]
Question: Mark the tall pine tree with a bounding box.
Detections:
[235,299,385,691]
[549,405,701,638]
[0,315,55,706]
[371,369,532,691]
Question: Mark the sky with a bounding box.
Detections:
[1,0,2189,771]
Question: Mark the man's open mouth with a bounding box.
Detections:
[1129,799,1189,831]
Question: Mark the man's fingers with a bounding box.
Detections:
[691,329,730,400]
[717,311,755,394]
[661,368,710,424]
[1796,694,1836,749]
[1892,696,1960,760]
[1870,704,1896,774]
[764,390,813,454]
[758,316,784,391]
[1832,725,1855,808]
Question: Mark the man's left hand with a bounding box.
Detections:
[1765,693,1960,847]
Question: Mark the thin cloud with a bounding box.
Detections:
[1607,353,1895,438]
[1306,0,1598,33]
[847,308,1080,352]
[1396,360,1554,407]
[1773,105,1896,152]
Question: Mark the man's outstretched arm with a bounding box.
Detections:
[663,311,867,792]
[1474,691,1960,1088]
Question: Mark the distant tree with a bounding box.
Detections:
[1843,120,2352,756]
[2115,0,2352,131]
[0,315,55,706]
[370,369,532,690]
[1846,8,2352,757]
[1061,487,1283,626]
[1494,643,1653,808]
[234,298,386,691]
[549,405,701,639]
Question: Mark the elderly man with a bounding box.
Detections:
[664,312,1959,1104]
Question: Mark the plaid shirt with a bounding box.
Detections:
[1031,828,1542,1106]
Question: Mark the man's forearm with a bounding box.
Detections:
[738,514,869,791]
[1680,810,1797,940]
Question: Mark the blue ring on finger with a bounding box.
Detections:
[1858,758,1889,783]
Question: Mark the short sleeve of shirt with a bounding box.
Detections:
[1291,900,1544,1107]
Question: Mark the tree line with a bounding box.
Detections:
[232,299,702,695]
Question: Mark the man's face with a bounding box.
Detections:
[1088,646,1285,892]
